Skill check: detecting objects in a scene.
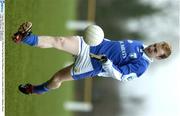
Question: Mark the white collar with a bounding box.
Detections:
[143,45,153,63]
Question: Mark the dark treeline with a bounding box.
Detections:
[77,0,159,40]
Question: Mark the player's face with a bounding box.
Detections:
[145,42,165,59]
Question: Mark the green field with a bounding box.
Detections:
[5,0,77,116]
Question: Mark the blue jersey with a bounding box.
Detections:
[89,38,152,81]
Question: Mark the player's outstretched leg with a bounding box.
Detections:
[18,64,74,95]
[12,21,80,55]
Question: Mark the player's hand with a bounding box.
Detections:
[90,53,108,63]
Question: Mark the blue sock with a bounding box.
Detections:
[22,33,38,46]
[32,82,49,94]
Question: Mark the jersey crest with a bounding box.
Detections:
[129,53,137,59]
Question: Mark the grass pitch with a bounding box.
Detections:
[5,0,77,116]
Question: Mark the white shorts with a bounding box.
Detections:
[71,36,94,80]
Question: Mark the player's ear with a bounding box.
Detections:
[155,56,162,60]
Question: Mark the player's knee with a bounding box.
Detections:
[54,82,61,89]
[53,37,66,49]
[52,74,66,83]
[51,76,61,83]
[49,77,62,89]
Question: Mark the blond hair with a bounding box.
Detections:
[159,41,172,59]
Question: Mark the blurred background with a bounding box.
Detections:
[6,0,179,116]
